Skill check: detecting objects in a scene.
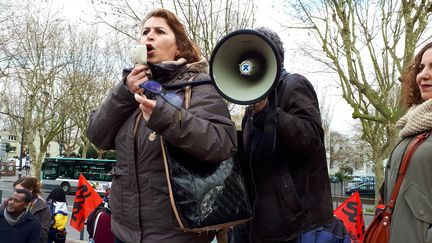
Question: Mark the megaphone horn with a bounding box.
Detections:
[210,29,281,105]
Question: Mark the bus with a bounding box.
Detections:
[41,157,116,195]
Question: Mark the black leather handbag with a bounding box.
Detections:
[160,76,251,231]
[161,139,252,231]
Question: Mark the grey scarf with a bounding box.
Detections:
[3,208,26,226]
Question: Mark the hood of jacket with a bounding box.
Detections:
[31,196,47,214]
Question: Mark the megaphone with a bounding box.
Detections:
[210,29,281,105]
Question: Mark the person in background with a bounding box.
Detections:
[87,8,237,243]
[231,27,334,242]
[381,41,432,243]
[13,176,51,243]
[0,189,41,243]
[46,187,68,243]
[86,184,115,243]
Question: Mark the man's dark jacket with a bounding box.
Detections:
[240,70,333,242]
[0,209,41,243]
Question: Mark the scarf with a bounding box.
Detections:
[3,208,26,226]
[396,99,432,138]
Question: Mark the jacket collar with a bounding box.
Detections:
[30,196,47,213]
[149,58,209,83]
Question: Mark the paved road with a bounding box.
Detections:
[1,174,374,242]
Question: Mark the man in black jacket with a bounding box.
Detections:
[0,189,41,243]
[233,27,333,243]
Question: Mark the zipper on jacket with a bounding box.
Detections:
[248,113,258,237]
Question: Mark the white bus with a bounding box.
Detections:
[41,157,116,195]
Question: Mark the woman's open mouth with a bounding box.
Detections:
[146,44,155,55]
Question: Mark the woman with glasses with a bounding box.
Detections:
[87,8,237,243]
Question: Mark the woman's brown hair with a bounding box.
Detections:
[400,42,432,108]
[14,176,42,198]
[141,9,201,63]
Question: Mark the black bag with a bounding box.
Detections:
[160,76,251,231]
[161,139,252,231]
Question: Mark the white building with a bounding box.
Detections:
[0,130,62,161]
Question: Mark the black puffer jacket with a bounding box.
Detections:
[241,69,333,242]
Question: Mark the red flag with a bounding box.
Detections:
[334,191,365,242]
[70,174,103,231]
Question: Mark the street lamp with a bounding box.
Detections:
[18,125,25,179]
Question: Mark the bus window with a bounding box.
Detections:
[59,164,74,179]
[42,163,58,180]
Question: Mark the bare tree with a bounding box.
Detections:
[62,24,122,158]
[286,0,432,201]
[0,1,16,78]
[318,87,334,169]
[165,0,256,58]
[328,129,371,173]
[0,2,82,179]
[89,0,257,59]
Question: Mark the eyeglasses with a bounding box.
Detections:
[139,80,183,110]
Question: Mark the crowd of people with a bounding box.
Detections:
[0,176,112,243]
[1,6,431,243]
[0,177,68,243]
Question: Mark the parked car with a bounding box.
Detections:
[362,176,376,183]
[345,181,376,198]
[346,177,363,188]
[329,175,341,183]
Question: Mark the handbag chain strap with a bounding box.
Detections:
[386,132,430,212]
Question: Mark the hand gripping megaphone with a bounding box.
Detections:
[209,29,281,105]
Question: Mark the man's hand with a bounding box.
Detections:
[253,98,268,113]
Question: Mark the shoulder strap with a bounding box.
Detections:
[386,132,430,211]
[160,74,197,230]
[184,75,197,109]
[92,211,103,238]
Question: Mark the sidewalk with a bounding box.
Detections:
[0,169,28,182]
